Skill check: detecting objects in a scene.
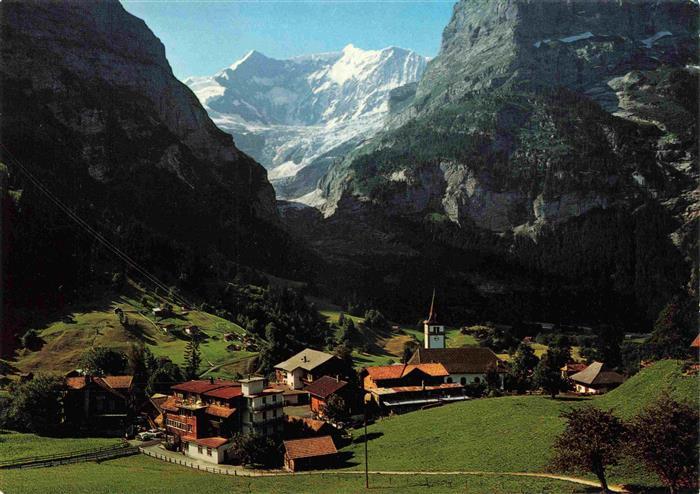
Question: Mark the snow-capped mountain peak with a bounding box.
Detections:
[184,44,428,202]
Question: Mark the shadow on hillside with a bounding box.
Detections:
[352,432,383,444]
[334,451,360,468]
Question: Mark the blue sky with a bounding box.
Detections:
[120,1,455,79]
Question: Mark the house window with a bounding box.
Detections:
[207,447,212,456]
[272,395,277,402]
[460,377,467,385]
[262,396,267,404]
[446,377,453,383]
[473,377,481,384]
[198,446,203,454]
[184,442,189,450]
[263,411,267,420]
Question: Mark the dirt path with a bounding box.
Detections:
[140,445,629,492]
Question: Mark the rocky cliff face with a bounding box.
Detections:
[0,0,296,343]
[305,0,699,326]
[2,0,276,221]
[186,45,427,201]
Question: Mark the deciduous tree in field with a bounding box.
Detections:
[533,352,569,398]
[79,347,127,375]
[322,394,349,423]
[627,393,698,494]
[551,407,625,493]
[4,374,64,433]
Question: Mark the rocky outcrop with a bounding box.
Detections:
[307,0,698,326]
[0,0,293,343]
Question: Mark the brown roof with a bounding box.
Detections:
[160,396,180,412]
[364,363,449,381]
[691,335,700,348]
[285,416,332,433]
[65,376,130,399]
[304,376,348,399]
[187,437,229,448]
[203,386,242,399]
[171,380,238,394]
[101,375,133,389]
[408,347,506,374]
[205,405,236,419]
[570,362,625,386]
[284,436,337,460]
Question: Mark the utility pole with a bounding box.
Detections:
[364,392,370,489]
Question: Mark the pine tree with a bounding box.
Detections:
[184,337,201,380]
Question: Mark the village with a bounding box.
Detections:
[12,296,642,476]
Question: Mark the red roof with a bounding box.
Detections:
[65,376,131,399]
[364,363,449,381]
[284,436,337,460]
[205,405,236,419]
[171,380,238,394]
[203,386,242,399]
[304,376,348,399]
[691,335,700,348]
[187,437,229,448]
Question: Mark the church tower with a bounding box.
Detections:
[423,290,445,349]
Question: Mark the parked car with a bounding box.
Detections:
[136,431,162,441]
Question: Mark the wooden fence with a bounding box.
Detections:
[0,442,138,469]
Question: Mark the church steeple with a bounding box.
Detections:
[423,289,445,349]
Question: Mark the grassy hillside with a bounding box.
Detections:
[595,359,697,418]
[10,283,256,379]
[0,431,121,462]
[338,360,698,489]
[0,455,604,494]
[343,395,569,473]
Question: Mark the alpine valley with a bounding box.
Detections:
[283,0,699,328]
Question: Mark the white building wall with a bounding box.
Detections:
[183,441,229,464]
[285,369,304,389]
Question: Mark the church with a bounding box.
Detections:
[409,292,507,388]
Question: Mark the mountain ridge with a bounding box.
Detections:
[185,44,428,201]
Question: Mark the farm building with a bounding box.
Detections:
[283,435,338,472]
[570,361,624,394]
[304,375,350,418]
[361,363,467,413]
[408,347,507,387]
[64,375,134,429]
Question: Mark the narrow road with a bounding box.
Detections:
[140,445,629,492]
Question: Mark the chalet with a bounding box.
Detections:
[570,362,624,394]
[408,347,507,387]
[283,435,338,472]
[361,363,467,413]
[64,375,134,429]
[162,377,284,464]
[274,349,346,390]
[304,375,350,418]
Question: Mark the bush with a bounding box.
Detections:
[228,433,282,467]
